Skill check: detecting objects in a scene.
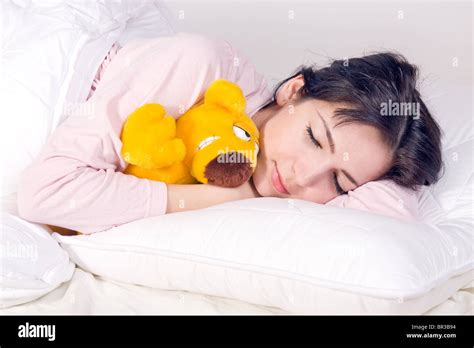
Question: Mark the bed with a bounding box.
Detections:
[1,0,472,315]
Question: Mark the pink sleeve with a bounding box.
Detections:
[325,180,421,222]
[17,33,271,234]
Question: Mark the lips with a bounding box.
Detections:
[271,161,290,194]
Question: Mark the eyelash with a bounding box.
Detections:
[305,124,347,195]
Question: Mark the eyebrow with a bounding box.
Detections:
[315,109,360,188]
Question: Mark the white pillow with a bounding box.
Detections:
[54,137,473,314]
[0,212,75,308]
[0,0,175,198]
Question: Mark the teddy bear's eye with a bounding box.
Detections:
[233,125,251,141]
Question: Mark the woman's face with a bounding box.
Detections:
[251,76,393,204]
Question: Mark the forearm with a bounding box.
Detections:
[166,181,259,214]
[17,157,167,234]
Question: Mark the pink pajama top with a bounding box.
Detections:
[17,33,420,234]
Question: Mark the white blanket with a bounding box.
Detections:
[0,268,286,314]
[1,268,472,315]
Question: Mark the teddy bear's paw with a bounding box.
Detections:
[127,162,191,184]
[122,103,177,144]
[123,104,167,133]
[150,115,178,143]
[151,138,187,169]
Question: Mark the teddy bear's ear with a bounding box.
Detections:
[204,79,246,114]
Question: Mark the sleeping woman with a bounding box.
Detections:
[17,32,443,234]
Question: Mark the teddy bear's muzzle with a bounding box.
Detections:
[204,152,254,187]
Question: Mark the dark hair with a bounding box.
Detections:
[265,52,443,190]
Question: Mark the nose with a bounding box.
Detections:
[293,156,333,188]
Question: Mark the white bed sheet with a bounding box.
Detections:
[1,268,472,315]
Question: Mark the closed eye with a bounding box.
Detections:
[333,173,346,195]
[306,123,347,195]
[306,124,321,148]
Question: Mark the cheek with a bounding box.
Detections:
[262,113,298,158]
[252,159,268,195]
[252,134,273,195]
[251,117,284,196]
[298,186,338,204]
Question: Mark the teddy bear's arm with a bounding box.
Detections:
[121,104,186,169]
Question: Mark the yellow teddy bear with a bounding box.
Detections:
[120,79,260,187]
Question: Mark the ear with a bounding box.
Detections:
[275,74,304,106]
[204,79,246,114]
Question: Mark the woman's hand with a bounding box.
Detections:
[166,179,260,214]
